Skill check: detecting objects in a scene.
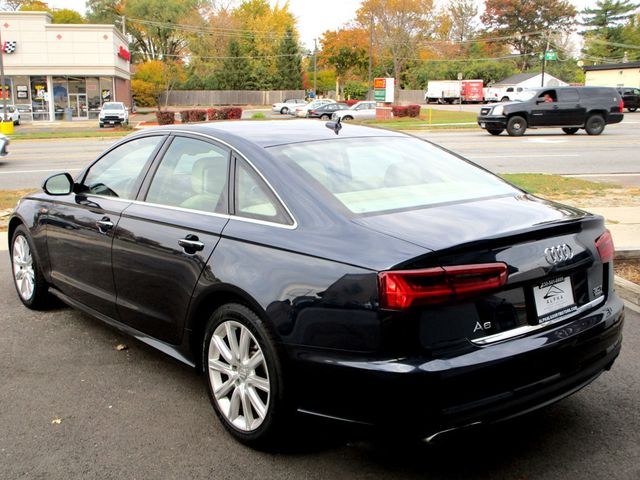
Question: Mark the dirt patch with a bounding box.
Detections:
[615,259,640,285]
[546,189,640,209]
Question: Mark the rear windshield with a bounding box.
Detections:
[270,137,517,215]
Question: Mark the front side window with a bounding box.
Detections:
[271,137,517,215]
[146,136,230,214]
[82,136,163,199]
[235,160,292,225]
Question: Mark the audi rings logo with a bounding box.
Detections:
[544,244,573,264]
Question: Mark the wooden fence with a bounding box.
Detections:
[161,90,306,106]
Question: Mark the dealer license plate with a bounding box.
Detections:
[533,276,577,323]
[480,122,485,128]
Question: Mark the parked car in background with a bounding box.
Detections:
[9,120,623,448]
[15,104,32,115]
[307,102,349,120]
[617,87,639,112]
[271,98,306,115]
[0,105,21,125]
[477,86,624,136]
[332,101,377,121]
[485,86,531,103]
[99,102,128,128]
[293,99,335,117]
[0,134,9,156]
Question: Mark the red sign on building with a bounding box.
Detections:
[118,46,131,62]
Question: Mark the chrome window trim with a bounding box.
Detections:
[471,295,606,346]
[134,129,298,230]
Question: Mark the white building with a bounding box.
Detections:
[0,11,131,121]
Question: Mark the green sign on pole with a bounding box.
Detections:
[539,51,557,61]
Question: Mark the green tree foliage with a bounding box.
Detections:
[343,81,368,99]
[581,0,640,61]
[482,0,577,70]
[218,39,252,90]
[51,9,85,24]
[274,27,303,90]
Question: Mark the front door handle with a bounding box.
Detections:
[96,217,114,233]
[178,234,205,253]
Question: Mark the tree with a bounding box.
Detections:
[581,0,640,61]
[133,60,185,108]
[448,0,479,43]
[274,27,303,90]
[51,9,85,23]
[357,0,435,100]
[481,0,577,70]
[218,39,251,90]
[320,28,369,99]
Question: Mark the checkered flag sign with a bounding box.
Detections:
[3,41,16,54]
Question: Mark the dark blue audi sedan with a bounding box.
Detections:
[8,121,623,448]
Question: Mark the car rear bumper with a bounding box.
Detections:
[607,113,624,124]
[290,294,624,435]
[477,115,507,129]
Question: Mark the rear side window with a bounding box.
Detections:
[234,160,293,225]
[271,137,517,215]
[559,88,579,102]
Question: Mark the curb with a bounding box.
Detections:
[615,276,640,313]
[616,249,640,260]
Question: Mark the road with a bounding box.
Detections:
[0,255,639,479]
[0,116,638,190]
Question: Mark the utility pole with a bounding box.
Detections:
[0,26,7,123]
[367,13,373,101]
[121,15,126,36]
[541,35,549,87]
[313,38,317,96]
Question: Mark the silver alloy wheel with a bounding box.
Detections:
[208,320,270,432]
[12,235,35,301]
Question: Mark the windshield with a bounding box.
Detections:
[102,103,124,110]
[270,137,517,215]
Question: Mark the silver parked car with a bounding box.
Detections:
[332,101,377,121]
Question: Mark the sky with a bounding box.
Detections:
[48,0,603,50]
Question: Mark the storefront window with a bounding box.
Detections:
[53,76,68,121]
[13,75,30,109]
[30,76,49,121]
[100,77,113,103]
[86,77,101,119]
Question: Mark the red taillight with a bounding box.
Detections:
[378,263,508,310]
[596,230,614,263]
[619,99,624,112]
[309,110,316,114]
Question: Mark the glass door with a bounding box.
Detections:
[69,93,88,119]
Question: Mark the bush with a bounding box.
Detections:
[345,99,359,107]
[179,109,207,123]
[207,108,221,120]
[132,79,160,108]
[391,105,409,117]
[155,111,175,125]
[407,104,421,118]
[343,81,368,100]
[252,112,265,119]
[224,107,243,119]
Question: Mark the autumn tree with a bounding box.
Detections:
[133,60,185,108]
[581,0,640,61]
[357,0,435,100]
[448,0,479,43]
[320,28,369,99]
[481,0,577,70]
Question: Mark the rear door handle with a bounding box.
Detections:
[96,217,114,233]
[178,234,205,253]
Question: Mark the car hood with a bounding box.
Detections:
[352,194,591,252]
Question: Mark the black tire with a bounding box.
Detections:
[280,107,288,115]
[320,114,330,120]
[99,123,104,128]
[487,129,503,136]
[628,107,637,112]
[506,115,527,136]
[203,303,291,449]
[501,96,509,102]
[562,127,579,135]
[342,115,354,121]
[585,114,605,135]
[10,225,50,310]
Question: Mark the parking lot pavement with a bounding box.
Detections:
[1,254,639,480]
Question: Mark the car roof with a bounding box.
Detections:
[151,120,406,148]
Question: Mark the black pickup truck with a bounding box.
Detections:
[618,87,640,112]
[477,86,624,136]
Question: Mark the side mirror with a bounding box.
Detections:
[43,172,74,195]
[536,99,545,104]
